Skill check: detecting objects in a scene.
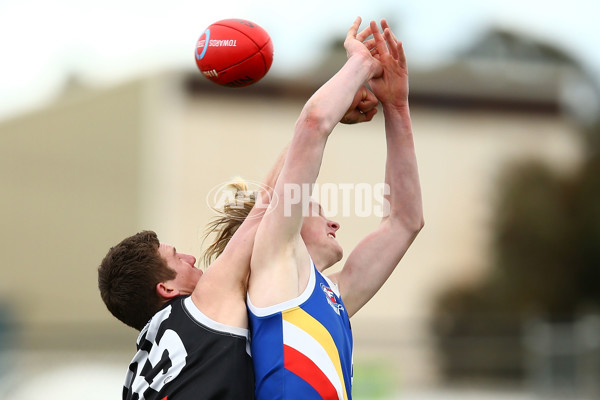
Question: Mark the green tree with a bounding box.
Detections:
[432,122,600,381]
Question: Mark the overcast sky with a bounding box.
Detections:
[0,0,598,121]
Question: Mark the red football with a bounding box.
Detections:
[194,19,274,88]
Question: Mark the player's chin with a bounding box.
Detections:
[333,245,344,263]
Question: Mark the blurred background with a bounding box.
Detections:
[1,0,599,399]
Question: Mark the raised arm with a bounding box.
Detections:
[249,17,382,307]
[330,19,424,317]
[190,145,287,326]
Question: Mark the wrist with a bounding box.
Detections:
[382,102,410,116]
[382,103,412,132]
[347,53,379,81]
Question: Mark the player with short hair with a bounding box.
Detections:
[97,155,282,399]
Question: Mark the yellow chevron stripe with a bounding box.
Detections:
[282,307,348,400]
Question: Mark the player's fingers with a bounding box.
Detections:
[358,89,379,113]
[341,109,362,124]
[381,19,389,31]
[381,19,398,43]
[397,41,407,67]
[385,29,399,60]
[370,20,388,55]
[363,108,378,122]
[359,100,378,114]
[362,38,376,50]
[362,40,380,59]
[356,25,373,42]
[347,16,362,39]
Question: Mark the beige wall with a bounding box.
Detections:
[0,79,149,347]
[0,71,583,384]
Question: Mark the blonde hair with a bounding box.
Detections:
[202,178,256,267]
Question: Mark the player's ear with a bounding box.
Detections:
[156,281,180,300]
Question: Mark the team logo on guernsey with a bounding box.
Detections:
[320,283,344,315]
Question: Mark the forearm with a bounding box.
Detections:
[254,144,288,210]
[264,144,289,188]
[281,54,376,193]
[382,105,424,232]
[334,106,422,316]
[267,55,376,233]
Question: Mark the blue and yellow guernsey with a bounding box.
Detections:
[248,261,353,400]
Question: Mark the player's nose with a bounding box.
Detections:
[328,220,340,231]
[181,253,197,267]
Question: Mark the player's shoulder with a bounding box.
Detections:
[138,296,185,334]
[185,295,250,338]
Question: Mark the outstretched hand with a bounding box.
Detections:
[361,19,409,110]
[344,17,383,81]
